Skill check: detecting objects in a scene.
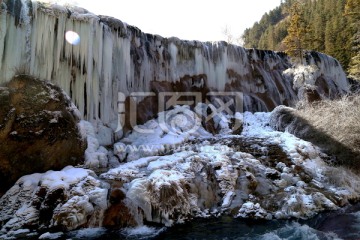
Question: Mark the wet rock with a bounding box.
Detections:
[102,201,136,228]
[102,182,137,228]
[0,75,86,195]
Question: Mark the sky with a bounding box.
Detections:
[64,0,281,43]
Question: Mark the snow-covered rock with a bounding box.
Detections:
[113,105,212,162]
[104,136,349,224]
[2,108,360,237]
[0,166,108,238]
[99,110,360,226]
[237,202,271,220]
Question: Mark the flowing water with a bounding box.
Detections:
[61,204,360,240]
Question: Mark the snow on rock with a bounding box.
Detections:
[283,65,321,90]
[113,105,212,162]
[2,107,360,234]
[52,195,95,229]
[138,169,192,226]
[275,190,337,219]
[237,202,271,220]
[95,123,114,146]
[100,111,360,227]
[282,55,349,102]
[78,120,109,168]
[0,166,108,237]
[221,191,235,209]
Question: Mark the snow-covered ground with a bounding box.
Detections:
[1,106,360,238]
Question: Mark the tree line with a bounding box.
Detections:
[242,0,360,80]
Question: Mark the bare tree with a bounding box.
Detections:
[222,25,234,44]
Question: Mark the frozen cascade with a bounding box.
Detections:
[0,0,350,132]
[2,106,360,237]
[20,0,31,67]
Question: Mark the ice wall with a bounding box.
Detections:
[0,0,350,128]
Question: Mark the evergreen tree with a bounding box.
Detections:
[345,0,360,18]
[283,1,307,63]
[345,0,360,80]
[325,18,336,57]
[241,0,357,73]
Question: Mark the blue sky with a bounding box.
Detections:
[60,0,281,42]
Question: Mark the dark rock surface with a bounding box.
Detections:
[0,75,86,195]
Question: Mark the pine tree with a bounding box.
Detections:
[325,19,336,57]
[241,0,357,73]
[345,0,360,80]
[345,0,360,19]
[283,1,307,63]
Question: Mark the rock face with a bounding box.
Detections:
[0,75,86,195]
[0,0,350,131]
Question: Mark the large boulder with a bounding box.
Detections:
[0,75,86,195]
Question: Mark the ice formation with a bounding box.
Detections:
[0,0,350,131]
[78,120,109,168]
[1,106,360,237]
[113,105,212,162]
[100,108,360,227]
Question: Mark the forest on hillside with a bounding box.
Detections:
[242,0,360,79]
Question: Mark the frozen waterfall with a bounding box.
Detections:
[0,0,350,131]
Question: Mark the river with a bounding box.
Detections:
[63,204,360,240]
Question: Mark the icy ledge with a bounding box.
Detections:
[1,108,360,238]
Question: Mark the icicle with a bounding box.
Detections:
[20,0,31,70]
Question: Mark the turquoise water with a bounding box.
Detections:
[65,204,360,240]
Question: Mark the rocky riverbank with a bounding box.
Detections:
[1,106,360,239]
